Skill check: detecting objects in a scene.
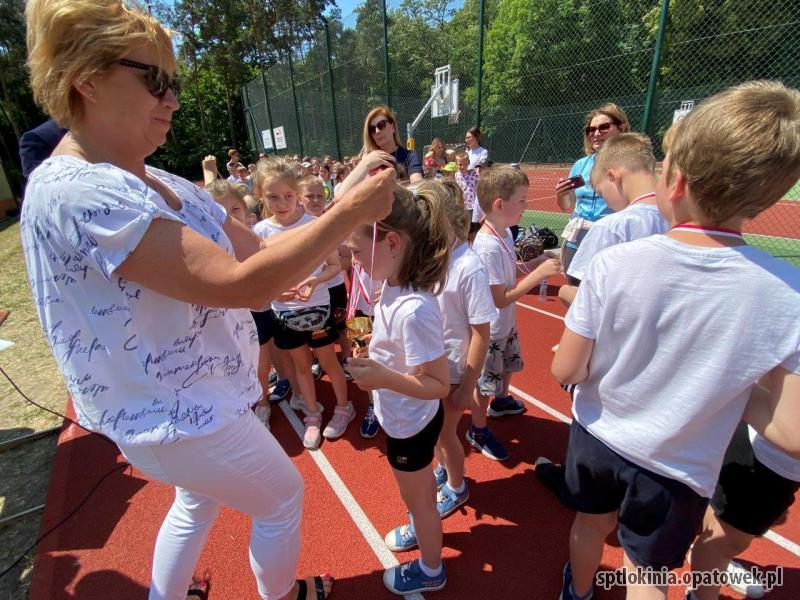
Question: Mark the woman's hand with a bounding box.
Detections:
[357,150,396,177]
[347,356,391,391]
[337,166,396,225]
[555,178,577,212]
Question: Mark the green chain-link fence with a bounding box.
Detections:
[243,0,800,263]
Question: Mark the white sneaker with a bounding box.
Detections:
[725,560,765,598]
[254,404,270,430]
[323,402,356,439]
[303,413,322,449]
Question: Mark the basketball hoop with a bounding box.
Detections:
[448,110,460,125]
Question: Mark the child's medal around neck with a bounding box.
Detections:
[669,223,747,246]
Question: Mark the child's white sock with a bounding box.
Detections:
[447,481,466,494]
[419,559,442,577]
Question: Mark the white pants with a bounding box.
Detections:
[119,411,303,600]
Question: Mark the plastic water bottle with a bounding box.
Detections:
[539,278,548,302]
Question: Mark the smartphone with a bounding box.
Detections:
[567,175,585,189]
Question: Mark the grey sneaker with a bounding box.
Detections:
[322,402,356,439]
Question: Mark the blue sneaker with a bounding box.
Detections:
[360,402,380,439]
[466,426,509,461]
[487,394,525,417]
[268,379,291,403]
[383,559,446,595]
[437,482,469,518]
[560,562,593,600]
[268,369,278,387]
[384,516,417,551]
[433,464,447,489]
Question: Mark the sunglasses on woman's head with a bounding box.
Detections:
[370,119,392,134]
[117,59,181,98]
[585,122,618,136]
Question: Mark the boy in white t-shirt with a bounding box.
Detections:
[557,132,668,305]
[471,167,562,461]
[551,81,800,600]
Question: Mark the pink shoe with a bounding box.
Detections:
[323,402,356,439]
[303,413,322,449]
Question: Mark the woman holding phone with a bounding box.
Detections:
[555,103,629,283]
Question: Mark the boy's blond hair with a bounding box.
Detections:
[591,133,655,186]
[297,175,325,191]
[454,151,468,163]
[661,121,682,156]
[667,81,800,225]
[477,167,529,215]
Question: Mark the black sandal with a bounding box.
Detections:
[296,575,330,600]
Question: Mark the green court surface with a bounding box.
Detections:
[787,179,800,201]
[521,210,800,267]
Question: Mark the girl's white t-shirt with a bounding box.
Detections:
[438,243,497,383]
[20,156,260,446]
[252,213,331,310]
[369,284,444,439]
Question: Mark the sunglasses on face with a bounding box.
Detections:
[585,122,618,136]
[117,59,181,98]
[370,119,392,134]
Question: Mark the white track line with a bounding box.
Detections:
[278,402,425,600]
[516,301,565,321]
[764,531,800,558]
[509,385,800,559]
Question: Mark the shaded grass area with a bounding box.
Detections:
[521,210,800,267]
[0,437,58,600]
[0,218,67,599]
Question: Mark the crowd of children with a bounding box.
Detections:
[203,80,800,599]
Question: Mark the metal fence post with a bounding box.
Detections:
[260,71,277,154]
[475,0,486,129]
[641,0,671,135]
[383,0,391,108]
[323,17,343,160]
[242,83,260,155]
[287,51,305,157]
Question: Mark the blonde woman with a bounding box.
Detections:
[21,1,394,598]
[362,106,423,183]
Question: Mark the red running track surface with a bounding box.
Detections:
[28,281,800,599]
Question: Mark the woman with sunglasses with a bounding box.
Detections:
[555,103,629,284]
[363,106,423,183]
[21,1,395,599]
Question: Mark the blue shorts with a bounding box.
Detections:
[562,421,708,569]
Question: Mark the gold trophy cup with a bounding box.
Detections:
[346,316,372,356]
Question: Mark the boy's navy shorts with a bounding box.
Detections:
[711,421,799,536]
[562,420,708,570]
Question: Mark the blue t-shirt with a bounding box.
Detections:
[569,154,613,222]
[391,146,422,180]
